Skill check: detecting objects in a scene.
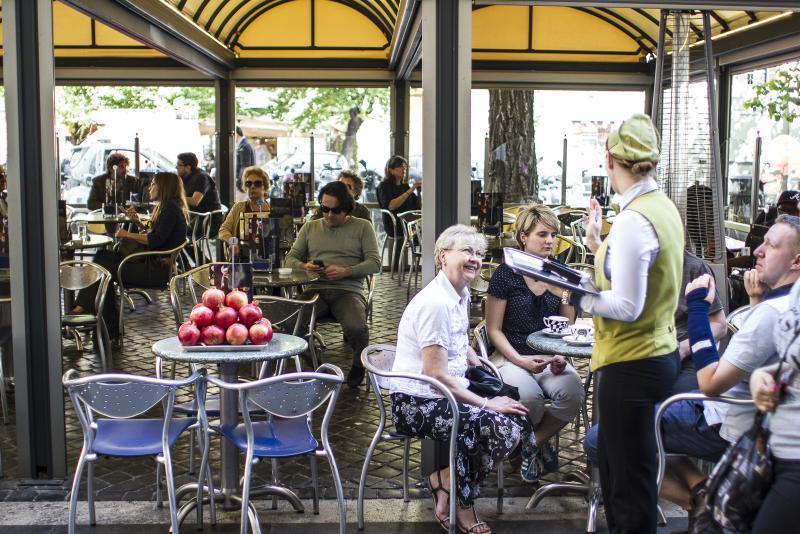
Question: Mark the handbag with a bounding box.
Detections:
[466,365,520,401]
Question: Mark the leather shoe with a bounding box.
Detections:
[346,365,366,389]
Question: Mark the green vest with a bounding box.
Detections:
[591,190,684,371]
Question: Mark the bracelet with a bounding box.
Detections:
[561,290,571,305]
[480,397,488,410]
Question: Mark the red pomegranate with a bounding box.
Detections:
[238,302,263,327]
[214,305,238,329]
[225,290,248,311]
[200,324,225,346]
[249,319,273,345]
[177,321,201,346]
[189,305,215,328]
[226,323,250,345]
[201,287,225,309]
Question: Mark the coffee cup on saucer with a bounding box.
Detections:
[544,315,570,334]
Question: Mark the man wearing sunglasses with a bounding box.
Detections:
[286,181,381,388]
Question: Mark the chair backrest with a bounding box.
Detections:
[406,219,422,251]
[727,304,752,334]
[473,320,490,360]
[554,235,586,264]
[258,294,319,338]
[60,260,112,315]
[63,369,203,430]
[361,344,396,390]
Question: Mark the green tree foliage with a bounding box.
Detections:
[743,66,800,123]
[263,87,388,132]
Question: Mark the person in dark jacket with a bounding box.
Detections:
[71,172,188,339]
[177,151,222,237]
[86,152,139,210]
[235,126,255,192]
[376,155,421,270]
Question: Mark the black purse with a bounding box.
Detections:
[466,365,520,401]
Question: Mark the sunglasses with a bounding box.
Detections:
[319,205,344,214]
[244,181,264,188]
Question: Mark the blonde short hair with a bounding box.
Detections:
[434,224,487,270]
[514,204,559,248]
[240,166,270,192]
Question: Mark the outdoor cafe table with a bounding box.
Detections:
[525,328,602,532]
[152,334,308,518]
[253,269,319,298]
[60,233,114,253]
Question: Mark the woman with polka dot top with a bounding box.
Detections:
[486,204,585,482]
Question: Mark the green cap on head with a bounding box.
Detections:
[606,113,661,163]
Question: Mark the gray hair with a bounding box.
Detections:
[775,214,800,250]
[434,224,487,269]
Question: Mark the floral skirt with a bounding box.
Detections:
[390,392,536,506]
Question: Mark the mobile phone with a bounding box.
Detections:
[312,260,325,267]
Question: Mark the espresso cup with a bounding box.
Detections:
[571,326,591,338]
[544,315,570,333]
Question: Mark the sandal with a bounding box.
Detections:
[426,470,451,532]
[457,506,490,534]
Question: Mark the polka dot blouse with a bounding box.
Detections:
[487,262,562,354]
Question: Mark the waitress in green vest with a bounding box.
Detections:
[580,114,683,534]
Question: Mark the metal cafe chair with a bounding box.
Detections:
[60,260,113,370]
[655,392,755,526]
[379,209,401,279]
[207,364,346,534]
[358,344,461,533]
[116,240,187,343]
[726,304,752,334]
[397,210,422,285]
[63,369,211,534]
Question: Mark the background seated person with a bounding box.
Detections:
[729,189,800,270]
[218,166,270,259]
[284,181,381,388]
[71,172,188,340]
[311,171,371,221]
[391,224,534,534]
[672,250,727,395]
[176,151,222,237]
[485,204,584,483]
[377,155,421,270]
[87,152,139,210]
[584,215,800,531]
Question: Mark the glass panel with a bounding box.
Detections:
[728,60,800,224]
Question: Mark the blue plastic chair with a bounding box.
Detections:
[207,364,346,534]
[63,369,211,534]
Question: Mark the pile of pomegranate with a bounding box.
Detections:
[178,288,273,347]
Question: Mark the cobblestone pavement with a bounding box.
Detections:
[0,271,593,506]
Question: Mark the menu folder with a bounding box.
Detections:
[503,247,599,296]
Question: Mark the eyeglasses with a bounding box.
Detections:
[319,205,344,214]
[448,247,483,259]
[244,181,264,188]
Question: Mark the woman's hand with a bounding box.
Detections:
[115,228,128,239]
[750,368,778,412]
[519,356,550,374]
[744,269,767,305]
[684,273,716,304]
[123,207,140,224]
[549,355,567,375]
[485,396,528,416]
[583,198,603,253]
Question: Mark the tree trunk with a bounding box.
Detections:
[342,106,364,166]
[487,90,538,202]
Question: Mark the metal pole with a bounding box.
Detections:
[309,132,315,204]
[703,11,726,265]
[651,10,668,126]
[752,133,762,225]
[134,133,140,179]
[561,136,568,206]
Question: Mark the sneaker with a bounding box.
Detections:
[520,446,543,483]
[539,441,559,474]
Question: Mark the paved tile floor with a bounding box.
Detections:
[0,270,673,532]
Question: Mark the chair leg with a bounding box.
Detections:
[496,460,504,515]
[241,449,256,534]
[310,454,320,515]
[0,352,7,425]
[188,428,196,476]
[68,453,88,534]
[271,458,280,510]
[323,447,347,534]
[87,460,96,525]
[162,452,181,534]
[402,439,410,503]
[155,461,164,508]
[358,416,384,530]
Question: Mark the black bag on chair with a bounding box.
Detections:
[465,365,520,401]
[698,412,773,533]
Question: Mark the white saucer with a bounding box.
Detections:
[541,328,569,338]
[563,335,594,346]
